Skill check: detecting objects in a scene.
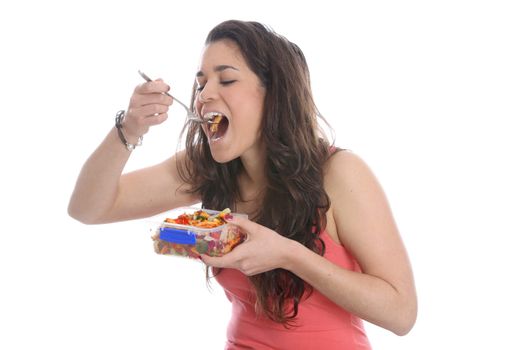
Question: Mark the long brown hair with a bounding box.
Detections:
[178,20,336,326]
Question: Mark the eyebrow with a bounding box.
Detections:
[196,65,239,77]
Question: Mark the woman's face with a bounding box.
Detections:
[194,39,266,163]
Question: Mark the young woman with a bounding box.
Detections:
[68,20,417,349]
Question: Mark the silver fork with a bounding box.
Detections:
[137,70,214,124]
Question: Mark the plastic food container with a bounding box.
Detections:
[150,207,247,259]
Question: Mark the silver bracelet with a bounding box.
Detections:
[115,110,143,151]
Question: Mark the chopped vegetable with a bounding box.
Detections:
[164,208,232,228]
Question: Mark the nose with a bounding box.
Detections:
[198,92,210,104]
[197,81,218,104]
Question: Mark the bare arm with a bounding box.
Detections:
[285,151,417,334]
[68,79,199,224]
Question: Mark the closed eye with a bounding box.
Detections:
[196,80,236,92]
[220,80,236,86]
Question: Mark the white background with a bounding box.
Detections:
[1,0,524,349]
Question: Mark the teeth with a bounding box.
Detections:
[203,112,223,121]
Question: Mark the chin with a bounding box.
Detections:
[209,148,236,164]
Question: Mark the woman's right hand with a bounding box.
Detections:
[122,79,174,142]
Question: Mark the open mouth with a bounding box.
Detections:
[204,112,229,141]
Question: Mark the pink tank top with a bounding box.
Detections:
[214,230,372,349]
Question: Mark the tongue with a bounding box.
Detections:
[211,117,229,141]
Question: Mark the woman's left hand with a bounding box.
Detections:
[200,216,295,276]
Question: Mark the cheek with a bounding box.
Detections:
[248,93,265,127]
[234,90,265,120]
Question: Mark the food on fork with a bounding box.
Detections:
[210,114,224,133]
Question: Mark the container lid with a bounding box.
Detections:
[159,227,197,245]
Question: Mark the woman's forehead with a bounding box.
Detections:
[197,40,245,74]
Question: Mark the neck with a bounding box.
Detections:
[238,147,267,202]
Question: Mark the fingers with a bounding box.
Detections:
[130,78,173,108]
[144,113,168,126]
[122,106,168,138]
[124,105,168,134]
[133,103,170,118]
[130,90,173,108]
[200,252,236,268]
[124,79,173,137]
[200,251,260,277]
[226,216,260,237]
[134,79,171,95]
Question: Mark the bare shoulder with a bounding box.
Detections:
[324,150,373,184]
[323,150,403,270]
[323,150,381,203]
